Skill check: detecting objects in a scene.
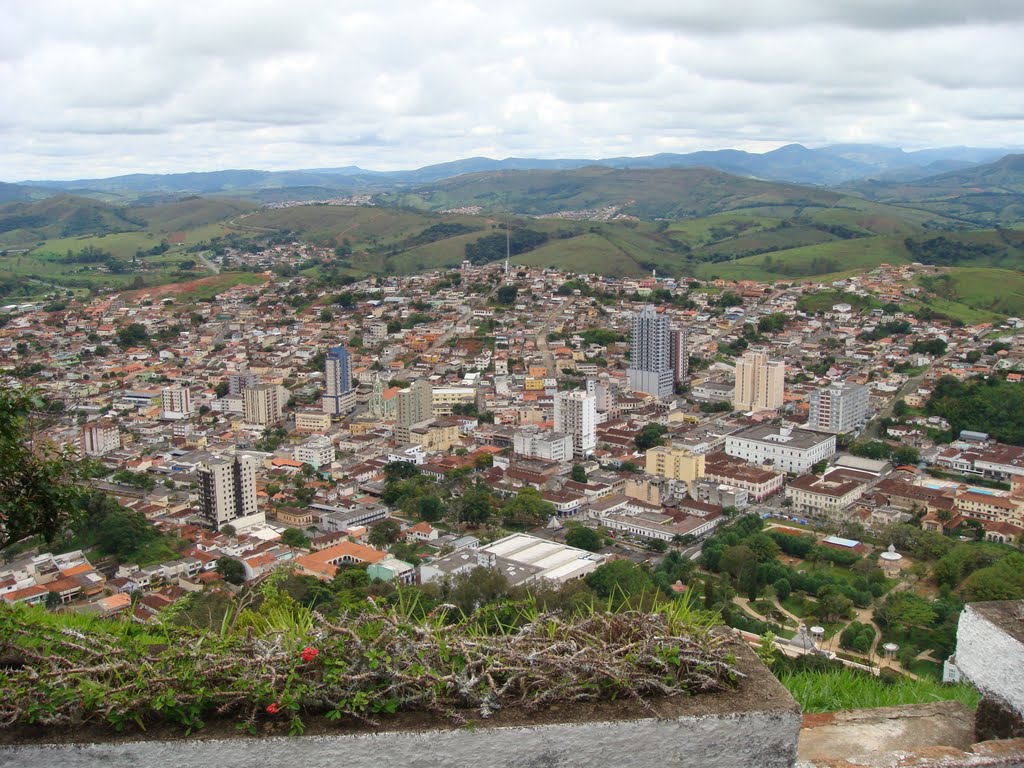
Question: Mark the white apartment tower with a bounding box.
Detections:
[808,381,870,434]
[161,385,193,420]
[395,379,433,443]
[243,383,286,426]
[733,351,785,412]
[554,390,597,458]
[81,420,120,456]
[627,304,674,399]
[198,454,263,530]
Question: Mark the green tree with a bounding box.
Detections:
[891,445,920,466]
[500,487,555,527]
[634,423,667,452]
[96,508,159,559]
[457,484,494,525]
[570,464,588,483]
[773,578,791,601]
[116,323,149,348]
[215,557,246,585]
[368,519,401,548]
[584,560,655,601]
[565,524,604,552]
[0,388,84,551]
[384,461,421,481]
[495,285,518,305]
[280,528,311,549]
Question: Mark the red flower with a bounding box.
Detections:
[266,702,280,714]
[300,646,319,662]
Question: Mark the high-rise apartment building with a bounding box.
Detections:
[228,370,260,396]
[323,346,354,419]
[81,420,120,456]
[669,326,688,385]
[808,381,869,434]
[243,383,286,426]
[732,351,785,412]
[395,379,433,443]
[626,304,674,399]
[198,454,262,530]
[645,444,706,493]
[161,385,193,420]
[554,390,597,458]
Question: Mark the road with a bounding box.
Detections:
[195,251,220,275]
[534,298,572,375]
[863,352,951,439]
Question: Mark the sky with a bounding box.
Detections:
[3,0,1023,181]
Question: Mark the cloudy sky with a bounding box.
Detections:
[3,0,1023,180]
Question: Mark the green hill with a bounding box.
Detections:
[0,196,145,248]
[132,197,256,233]
[380,166,846,219]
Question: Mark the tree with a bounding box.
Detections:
[719,544,756,579]
[368,519,401,548]
[773,577,791,602]
[565,525,604,552]
[416,495,446,523]
[96,508,159,559]
[0,388,84,551]
[815,586,854,623]
[570,464,588,483]
[457,484,494,525]
[280,528,311,549]
[495,285,518,305]
[116,323,149,348]
[585,560,655,601]
[219,524,236,537]
[215,557,246,585]
[634,423,667,452]
[500,487,555,527]
[384,461,421,481]
[891,445,920,466]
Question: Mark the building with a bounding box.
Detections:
[408,420,461,452]
[703,452,785,501]
[670,326,688,384]
[323,346,354,419]
[431,387,478,416]
[81,420,120,456]
[227,370,259,396]
[725,424,836,475]
[513,427,573,463]
[160,385,193,420]
[785,472,868,519]
[242,383,286,426]
[294,436,335,469]
[732,351,785,412]
[645,445,706,493]
[197,454,262,530]
[295,409,331,434]
[808,381,869,434]
[554,390,597,459]
[626,304,674,399]
[395,380,433,443]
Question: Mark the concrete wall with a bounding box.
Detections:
[957,602,1024,715]
[1,708,801,768]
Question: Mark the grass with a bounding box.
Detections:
[776,666,980,713]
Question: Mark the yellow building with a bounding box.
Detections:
[645,445,706,492]
[295,410,331,434]
[524,377,545,391]
[409,421,461,452]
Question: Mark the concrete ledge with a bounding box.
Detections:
[796,737,1024,767]
[0,638,802,768]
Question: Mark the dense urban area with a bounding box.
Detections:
[2,233,1024,735]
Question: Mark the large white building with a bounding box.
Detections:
[513,427,573,462]
[725,424,836,475]
[808,381,870,434]
[294,435,335,469]
[160,385,193,420]
[243,383,286,426]
[81,421,120,456]
[395,380,433,443]
[627,304,674,399]
[554,390,597,459]
[732,351,785,412]
[198,454,263,530]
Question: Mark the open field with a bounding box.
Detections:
[124,271,269,302]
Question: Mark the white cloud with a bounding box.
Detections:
[1,0,1021,180]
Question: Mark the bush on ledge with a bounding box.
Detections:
[0,592,740,737]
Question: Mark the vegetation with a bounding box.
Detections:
[0,578,736,735]
[926,375,1024,445]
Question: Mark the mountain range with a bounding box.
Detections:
[8,143,1019,204]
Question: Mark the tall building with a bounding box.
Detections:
[627,304,674,399]
[554,390,597,458]
[161,385,193,420]
[243,383,286,426]
[645,445,706,493]
[732,351,785,412]
[513,426,573,462]
[198,454,262,530]
[82,420,120,456]
[808,381,869,434]
[323,346,354,419]
[395,379,433,443]
[669,326,688,385]
[228,370,260,396]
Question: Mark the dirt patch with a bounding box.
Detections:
[122,274,268,301]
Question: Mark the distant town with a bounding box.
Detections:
[2,247,1022,638]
